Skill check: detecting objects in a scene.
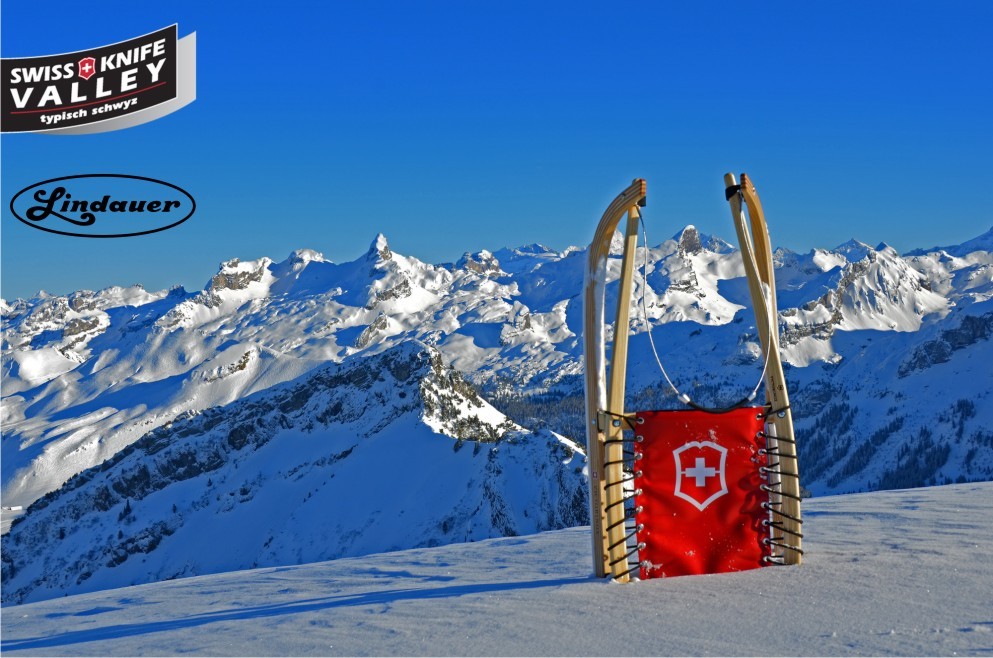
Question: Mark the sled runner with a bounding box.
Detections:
[582,175,802,581]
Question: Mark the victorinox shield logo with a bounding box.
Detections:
[77,56,96,81]
[672,440,728,511]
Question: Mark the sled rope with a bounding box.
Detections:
[763,405,791,419]
[756,417,804,561]
[597,408,648,577]
[637,211,775,414]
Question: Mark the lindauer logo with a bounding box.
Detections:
[9,174,195,238]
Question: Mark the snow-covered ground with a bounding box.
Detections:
[3,482,991,656]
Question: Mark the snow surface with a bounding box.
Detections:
[3,482,992,657]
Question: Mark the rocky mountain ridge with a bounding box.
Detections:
[2,343,585,604]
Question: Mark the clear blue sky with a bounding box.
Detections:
[3,1,991,300]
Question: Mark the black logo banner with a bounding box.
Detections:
[2,25,181,133]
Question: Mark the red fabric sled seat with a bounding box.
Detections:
[633,407,772,579]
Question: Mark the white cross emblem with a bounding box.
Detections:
[672,440,729,511]
[683,457,717,487]
[77,56,96,81]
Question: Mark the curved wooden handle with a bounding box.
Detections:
[723,172,803,565]
[583,178,646,580]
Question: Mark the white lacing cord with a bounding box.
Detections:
[637,205,775,413]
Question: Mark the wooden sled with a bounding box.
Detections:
[582,175,802,581]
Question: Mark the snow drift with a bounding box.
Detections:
[2,482,991,656]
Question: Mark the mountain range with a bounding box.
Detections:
[3,224,992,602]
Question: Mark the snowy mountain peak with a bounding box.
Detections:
[674,225,704,254]
[667,225,734,255]
[368,233,393,262]
[209,257,272,292]
[780,239,949,354]
[456,250,501,276]
[286,248,326,266]
[193,257,276,309]
[512,243,555,256]
[834,238,875,262]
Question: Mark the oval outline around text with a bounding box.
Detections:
[9,174,196,238]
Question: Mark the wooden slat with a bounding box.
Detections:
[583,179,646,579]
[724,173,802,565]
[603,208,641,579]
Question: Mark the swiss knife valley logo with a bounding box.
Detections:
[2,25,187,133]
